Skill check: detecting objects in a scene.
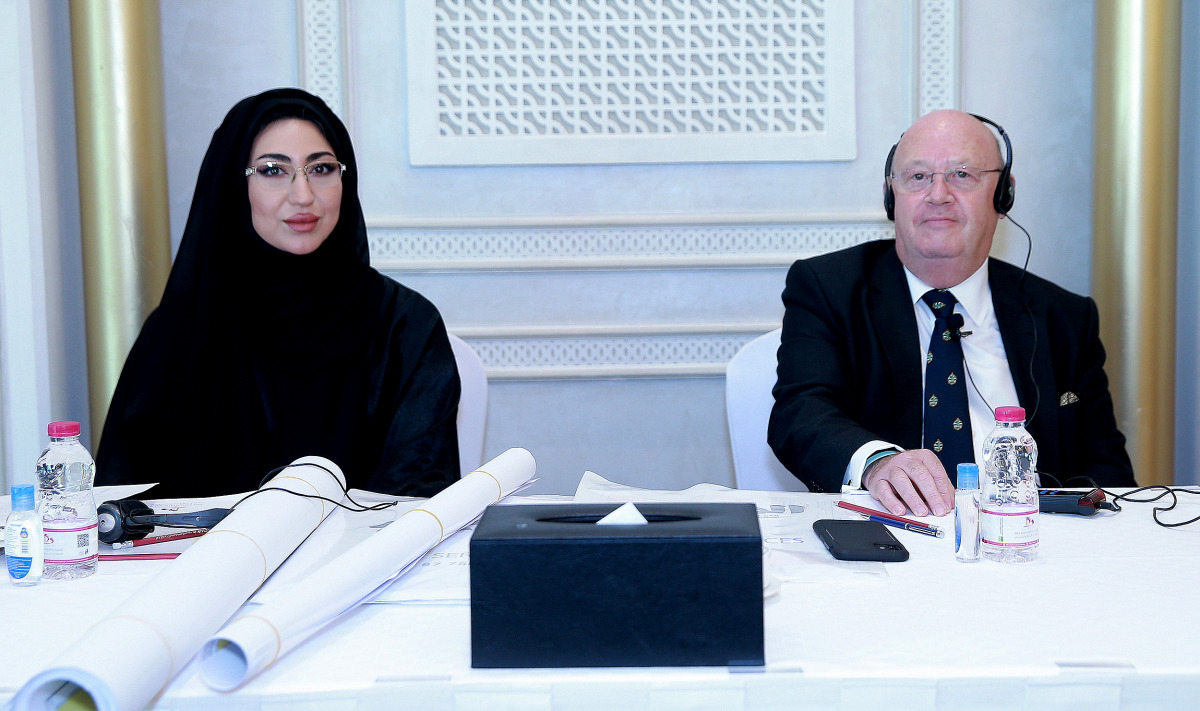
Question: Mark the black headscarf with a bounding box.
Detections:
[96,88,460,497]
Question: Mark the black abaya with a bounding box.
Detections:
[95,88,460,497]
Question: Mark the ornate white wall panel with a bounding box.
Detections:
[919,0,958,113]
[404,0,857,165]
[146,1,1121,491]
[461,329,764,379]
[300,0,346,116]
[369,220,893,269]
[303,0,957,379]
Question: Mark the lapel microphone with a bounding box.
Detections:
[949,313,972,339]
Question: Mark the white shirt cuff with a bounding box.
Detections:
[841,440,904,493]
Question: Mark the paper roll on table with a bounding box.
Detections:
[11,456,348,711]
[199,447,536,691]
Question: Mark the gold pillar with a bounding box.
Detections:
[70,0,171,447]
[1093,0,1181,485]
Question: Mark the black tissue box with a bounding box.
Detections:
[470,502,764,668]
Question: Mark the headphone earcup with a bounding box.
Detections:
[97,499,156,544]
[883,141,899,221]
[995,173,1015,214]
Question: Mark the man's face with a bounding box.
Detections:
[890,111,1005,286]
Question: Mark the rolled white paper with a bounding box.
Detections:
[200,447,536,691]
[11,456,347,711]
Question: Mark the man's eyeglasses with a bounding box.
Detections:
[244,160,347,189]
[889,166,1002,193]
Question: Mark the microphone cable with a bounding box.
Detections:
[1006,213,1041,427]
[220,461,409,520]
[954,212,1041,427]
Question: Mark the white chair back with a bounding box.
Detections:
[448,334,487,477]
[725,328,807,491]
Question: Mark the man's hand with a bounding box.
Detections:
[863,450,955,517]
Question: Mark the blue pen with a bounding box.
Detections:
[859,513,945,538]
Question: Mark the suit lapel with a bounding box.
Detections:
[990,260,1058,441]
[867,247,923,445]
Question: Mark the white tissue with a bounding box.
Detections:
[596,501,648,525]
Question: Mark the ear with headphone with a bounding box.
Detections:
[97,498,230,544]
[883,112,1015,220]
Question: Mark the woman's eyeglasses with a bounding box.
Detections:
[244,160,347,189]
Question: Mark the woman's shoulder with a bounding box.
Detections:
[364,272,452,359]
[372,271,443,319]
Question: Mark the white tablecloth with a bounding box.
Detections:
[3,487,1199,710]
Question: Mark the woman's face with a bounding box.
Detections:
[246,119,343,255]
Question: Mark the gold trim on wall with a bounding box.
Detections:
[1093,0,1181,486]
[70,0,172,447]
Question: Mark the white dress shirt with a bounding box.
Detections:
[842,261,1021,489]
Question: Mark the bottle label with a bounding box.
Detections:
[7,555,33,579]
[955,492,980,559]
[43,521,99,563]
[980,504,1039,547]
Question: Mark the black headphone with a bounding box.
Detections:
[97,498,230,544]
[883,113,1015,220]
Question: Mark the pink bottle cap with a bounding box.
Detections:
[48,421,81,437]
[995,406,1026,423]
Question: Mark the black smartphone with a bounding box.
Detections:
[812,519,909,562]
[1038,488,1105,515]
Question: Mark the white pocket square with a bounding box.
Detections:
[1059,392,1080,406]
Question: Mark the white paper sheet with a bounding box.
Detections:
[10,457,347,711]
[572,472,887,581]
[249,492,421,604]
[199,447,536,691]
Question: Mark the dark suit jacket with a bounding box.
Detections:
[767,241,1136,493]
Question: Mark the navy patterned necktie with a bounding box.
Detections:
[920,289,973,483]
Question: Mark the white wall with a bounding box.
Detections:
[4,0,1193,493]
[960,1,1096,295]
[0,0,84,488]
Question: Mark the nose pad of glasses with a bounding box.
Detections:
[926,173,955,198]
[288,172,316,199]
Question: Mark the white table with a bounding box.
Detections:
[3,489,1199,710]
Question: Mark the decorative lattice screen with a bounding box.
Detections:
[406,0,856,165]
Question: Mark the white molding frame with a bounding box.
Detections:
[449,323,781,380]
[369,216,893,270]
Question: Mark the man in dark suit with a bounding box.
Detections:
[768,110,1135,516]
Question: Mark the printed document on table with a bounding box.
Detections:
[572,472,887,581]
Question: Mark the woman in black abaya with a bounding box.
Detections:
[96,88,460,498]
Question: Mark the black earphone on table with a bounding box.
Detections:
[96,498,230,544]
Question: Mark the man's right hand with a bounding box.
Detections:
[863,449,955,517]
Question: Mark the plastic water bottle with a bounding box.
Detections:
[954,463,981,563]
[980,406,1039,563]
[36,421,99,579]
[6,484,44,585]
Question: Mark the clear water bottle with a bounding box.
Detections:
[36,421,98,579]
[981,406,1039,563]
[6,484,44,585]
